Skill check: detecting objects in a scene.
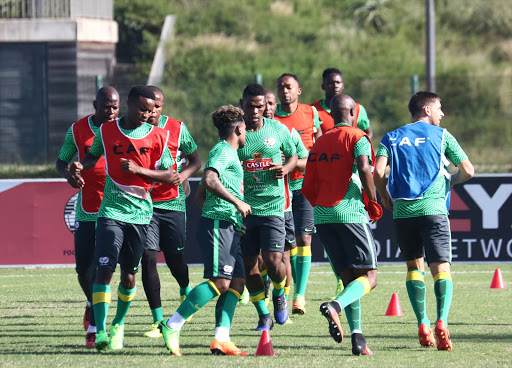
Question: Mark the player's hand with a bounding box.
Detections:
[381,196,394,212]
[235,200,251,218]
[65,172,84,188]
[269,162,285,179]
[68,162,85,188]
[170,171,183,186]
[120,158,140,174]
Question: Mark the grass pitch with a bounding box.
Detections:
[1,264,511,367]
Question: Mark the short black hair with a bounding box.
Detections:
[242,83,266,99]
[277,73,300,85]
[147,85,164,98]
[128,85,155,101]
[211,105,244,137]
[322,68,342,82]
[408,91,440,117]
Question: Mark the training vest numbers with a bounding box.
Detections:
[275,103,315,181]
[72,115,107,213]
[380,121,450,203]
[150,116,183,201]
[302,125,372,207]
[101,120,169,199]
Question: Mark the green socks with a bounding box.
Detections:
[272,277,286,297]
[250,288,270,316]
[334,276,371,309]
[290,247,297,285]
[434,272,453,324]
[151,307,164,323]
[215,288,240,328]
[406,270,430,327]
[92,284,111,332]
[344,299,362,332]
[177,281,220,320]
[295,246,311,296]
[180,284,192,298]
[112,285,136,326]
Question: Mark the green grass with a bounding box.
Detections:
[1,264,511,367]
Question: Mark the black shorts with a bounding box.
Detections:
[394,215,452,264]
[145,209,186,254]
[292,190,315,236]
[74,220,96,276]
[198,217,245,280]
[241,215,285,256]
[284,211,296,249]
[95,217,148,274]
[316,222,377,273]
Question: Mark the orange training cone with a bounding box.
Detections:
[254,330,275,356]
[490,268,506,289]
[384,293,404,316]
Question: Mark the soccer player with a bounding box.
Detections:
[263,88,309,307]
[140,86,201,338]
[274,73,321,315]
[160,105,250,356]
[238,83,297,330]
[56,86,119,347]
[311,67,373,137]
[311,68,373,299]
[69,86,175,352]
[374,91,474,351]
[302,93,382,356]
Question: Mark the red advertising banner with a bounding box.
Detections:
[0,179,77,266]
[1,175,512,266]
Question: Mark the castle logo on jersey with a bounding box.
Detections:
[245,152,271,172]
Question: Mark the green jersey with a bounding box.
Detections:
[314,123,373,224]
[57,116,100,222]
[237,117,296,217]
[376,131,468,219]
[201,140,244,230]
[153,115,198,212]
[89,122,174,225]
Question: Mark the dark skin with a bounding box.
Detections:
[330,93,378,290]
[147,87,202,187]
[56,87,120,188]
[239,93,299,295]
[194,121,249,294]
[324,72,373,138]
[69,94,174,288]
[277,75,322,140]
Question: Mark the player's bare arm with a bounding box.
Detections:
[194,180,207,208]
[56,158,82,189]
[356,155,377,202]
[171,150,202,186]
[203,168,251,217]
[357,154,383,222]
[374,155,393,211]
[450,158,474,186]
[270,153,298,179]
[120,158,174,183]
[364,125,373,139]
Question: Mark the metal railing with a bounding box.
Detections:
[0,0,113,20]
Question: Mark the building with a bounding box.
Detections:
[0,0,118,162]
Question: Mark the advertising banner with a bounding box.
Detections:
[1,175,511,266]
